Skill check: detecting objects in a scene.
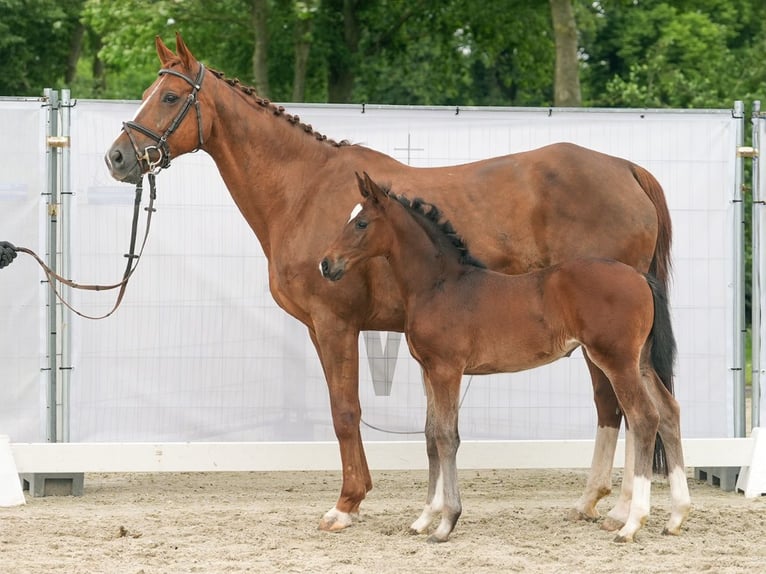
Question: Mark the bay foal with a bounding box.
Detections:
[320,173,690,543]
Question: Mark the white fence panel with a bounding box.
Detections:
[0,99,48,442]
[2,101,737,444]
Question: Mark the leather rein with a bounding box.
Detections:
[16,63,207,320]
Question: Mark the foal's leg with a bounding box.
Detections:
[410,374,443,534]
[571,354,622,522]
[421,366,463,543]
[601,429,635,532]
[645,371,691,535]
[607,370,660,543]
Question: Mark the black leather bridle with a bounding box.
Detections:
[123,63,206,174]
[4,63,208,318]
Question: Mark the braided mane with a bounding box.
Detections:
[208,68,351,147]
[389,191,486,269]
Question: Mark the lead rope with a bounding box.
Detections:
[360,374,475,435]
[14,174,157,320]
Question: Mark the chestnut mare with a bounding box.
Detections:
[105,34,673,534]
[320,173,690,542]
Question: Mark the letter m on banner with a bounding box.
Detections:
[362,331,402,396]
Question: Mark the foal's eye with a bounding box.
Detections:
[355,219,368,230]
[162,93,179,104]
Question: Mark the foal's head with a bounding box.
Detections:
[320,172,485,282]
[319,173,394,281]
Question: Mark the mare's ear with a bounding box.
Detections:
[363,172,387,203]
[355,172,370,198]
[175,32,197,71]
[155,36,176,66]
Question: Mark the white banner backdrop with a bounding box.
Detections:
[0,99,48,442]
[2,100,738,443]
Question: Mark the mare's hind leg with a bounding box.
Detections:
[644,370,691,535]
[570,353,624,523]
[410,374,443,534]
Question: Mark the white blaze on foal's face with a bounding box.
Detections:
[347,203,363,223]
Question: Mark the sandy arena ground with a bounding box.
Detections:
[1,468,764,573]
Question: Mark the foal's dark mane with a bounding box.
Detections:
[388,190,486,269]
[206,67,352,147]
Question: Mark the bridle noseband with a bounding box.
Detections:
[123,63,206,174]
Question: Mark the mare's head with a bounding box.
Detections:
[105,33,213,184]
[320,173,394,282]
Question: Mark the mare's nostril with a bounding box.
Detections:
[110,148,124,167]
[320,258,330,277]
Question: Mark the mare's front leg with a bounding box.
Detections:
[310,322,372,532]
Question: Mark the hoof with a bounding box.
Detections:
[613,534,633,543]
[426,534,449,544]
[408,527,422,536]
[566,508,599,522]
[318,519,349,532]
[600,516,624,532]
[318,508,353,532]
[662,526,681,536]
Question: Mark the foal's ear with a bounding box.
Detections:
[175,33,197,71]
[363,172,387,204]
[355,172,370,198]
[155,36,176,66]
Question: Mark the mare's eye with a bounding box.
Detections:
[355,219,368,230]
[163,93,179,104]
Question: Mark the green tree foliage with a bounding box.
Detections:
[352,1,554,106]
[580,0,765,108]
[0,0,764,109]
[0,0,84,95]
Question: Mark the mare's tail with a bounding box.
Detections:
[631,164,672,292]
[646,273,677,476]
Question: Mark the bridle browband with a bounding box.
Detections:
[123,62,206,174]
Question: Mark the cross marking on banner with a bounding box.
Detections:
[394,133,424,165]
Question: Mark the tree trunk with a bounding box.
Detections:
[292,9,315,102]
[90,33,106,96]
[252,0,270,98]
[328,0,361,103]
[66,23,85,85]
[550,0,581,106]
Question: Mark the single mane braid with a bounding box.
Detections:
[209,68,350,147]
[389,192,486,269]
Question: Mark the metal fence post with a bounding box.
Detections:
[43,89,59,444]
[59,89,73,443]
[753,101,764,429]
[23,89,84,497]
[733,100,746,438]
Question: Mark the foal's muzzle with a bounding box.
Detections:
[320,257,345,281]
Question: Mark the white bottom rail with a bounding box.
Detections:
[10,437,756,473]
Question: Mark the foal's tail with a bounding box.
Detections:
[646,273,677,475]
